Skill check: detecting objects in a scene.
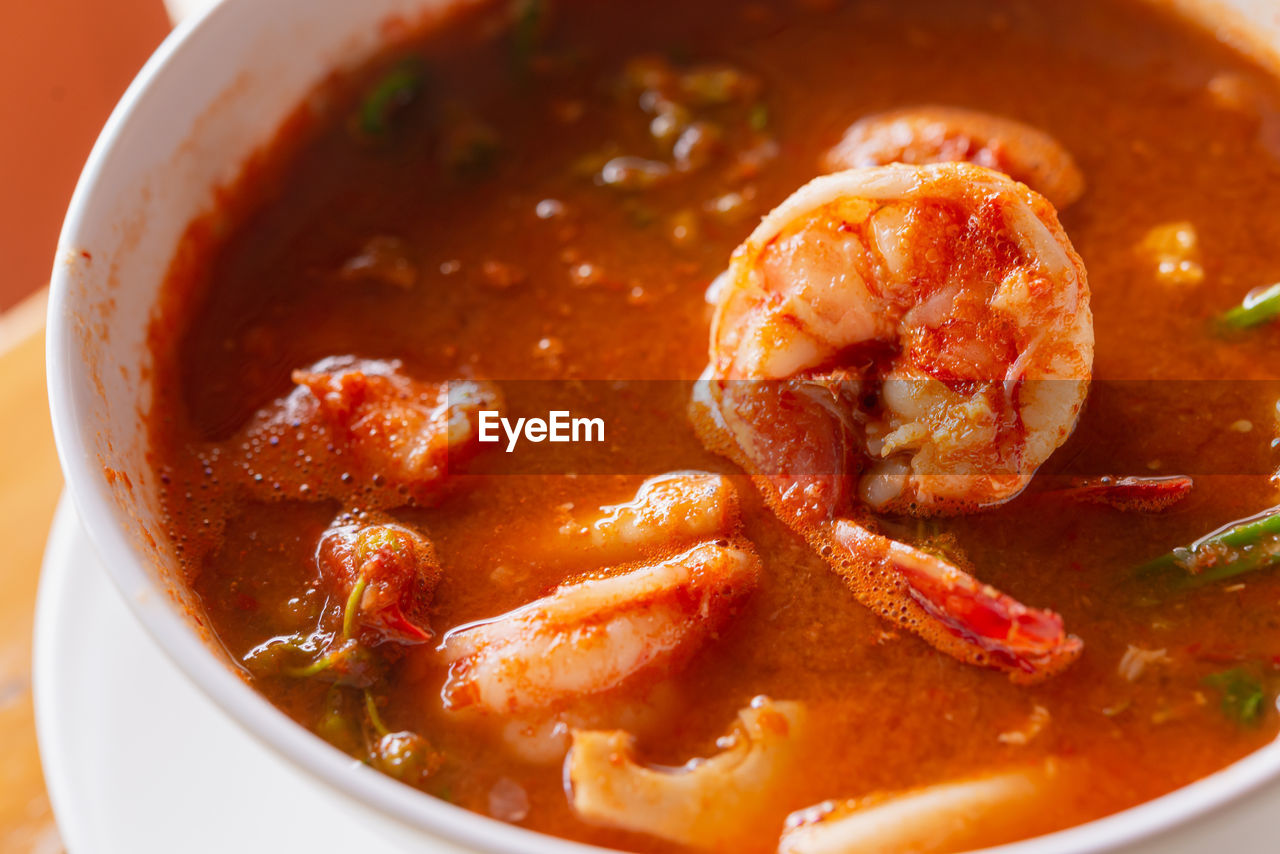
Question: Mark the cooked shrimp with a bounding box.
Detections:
[488,474,741,757]
[560,472,739,560]
[567,697,807,849]
[692,163,1091,681]
[292,357,501,491]
[778,760,1075,854]
[318,516,442,644]
[702,163,1093,513]
[226,356,501,505]
[824,106,1085,209]
[438,542,759,713]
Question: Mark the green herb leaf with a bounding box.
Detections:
[283,638,380,688]
[1204,668,1267,726]
[358,60,426,138]
[510,0,546,75]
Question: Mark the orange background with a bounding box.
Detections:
[0,0,169,311]
[0,3,169,849]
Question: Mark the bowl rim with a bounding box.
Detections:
[43,0,1280,852]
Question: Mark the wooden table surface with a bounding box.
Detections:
[0,290,65,852]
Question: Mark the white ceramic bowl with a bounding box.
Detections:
[43,0,1280,851]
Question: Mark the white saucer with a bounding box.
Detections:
[32,496,409,853]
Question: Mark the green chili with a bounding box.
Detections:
[1136,508,1280,589]
[1218,282,1280,330]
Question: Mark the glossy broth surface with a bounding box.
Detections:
[150,1,1280,849]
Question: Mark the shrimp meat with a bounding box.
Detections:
[693,162,1092,682]
[439,541,760,713]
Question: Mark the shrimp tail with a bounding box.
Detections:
[830,520,1081,683]
[693,162,1092,682]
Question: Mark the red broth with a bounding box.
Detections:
[149,0,1280,850]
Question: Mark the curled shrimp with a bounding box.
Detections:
[480,473,744,761]
[692,163,1091,682]
[438,541,759,713]
[226,356,501,505]
[824,106,1085,209]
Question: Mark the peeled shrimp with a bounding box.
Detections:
[692,162,1091,681]
[481,473,742,763]
[228,356,501,505]
[561,472,740,560]
[567,697,806,849]
[438,542,759,713]
[824,106,1085,209]
[778,760,1075,854]
[487,473,743,760]
[292,356,500,494]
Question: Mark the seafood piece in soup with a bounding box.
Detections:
[693,162,1091,681]
[438,541,760,713]
[222,356,501,505]
[560,471,740,560]
[567,696,807,849]
[829,522,1080,678]
[778,760,1076,854]
[824,106,1085,209]
[701,163,1092,514]
[482,473,745,761]
[497,681,685,766]
[291,357,501,494]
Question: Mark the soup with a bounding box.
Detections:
[148,0,1280,850]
